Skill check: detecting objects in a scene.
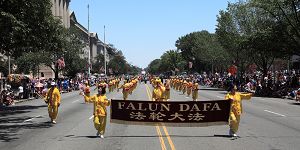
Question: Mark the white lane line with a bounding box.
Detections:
[72,99,80,103]
[23,115,42,122]
[89,115,94,120]
[264,110,286,117]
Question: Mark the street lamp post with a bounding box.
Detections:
[87,4,91,78]
[104,25,107,76]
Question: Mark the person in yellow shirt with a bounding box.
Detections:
[45,82,61,124]
[84,86,110,138]
[186,79,193,97]
[182,80,187,95]
[192,81,199,101]
[164,79,171,101]
[225,85,252,137]
[119,81,130,100]
[83,81,91,103]
[108,80,113,93]
[152,79,166,101]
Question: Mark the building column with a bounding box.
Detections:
[51,0,55,15]
[59,0,63,22]
[55,0,59,17]
[63,0,67,27]
[67,1,70,28]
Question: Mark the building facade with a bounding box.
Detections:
[50,0,71,28]
[39,0,71,79]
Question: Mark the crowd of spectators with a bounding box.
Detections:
[196,70,300,98]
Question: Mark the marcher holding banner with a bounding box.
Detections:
[83,86,110,139]
[152,79,166,101]
[45,82,61,124]
[225,85,252,137]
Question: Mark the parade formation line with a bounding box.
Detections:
[145,84,176,150]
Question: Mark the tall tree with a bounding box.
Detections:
[176,31,229,73]
[0,0,63,57]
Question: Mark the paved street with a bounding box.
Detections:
[1,82,300,150]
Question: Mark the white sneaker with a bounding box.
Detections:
[233,134,237,137]
[52,120,56,124]
[100,135,104,139]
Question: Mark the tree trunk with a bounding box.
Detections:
[55,64,59,81]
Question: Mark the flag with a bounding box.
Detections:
[57,57,65,69]
[189,61,193,69]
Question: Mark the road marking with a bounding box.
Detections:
[89,115,94,120]
[217,96,223,99]
[264,110,286,117]
[145,84,176,150]
[162,125,176,150]
[72,99,79,103]
[156,126,167,150]
[23,115,42,122]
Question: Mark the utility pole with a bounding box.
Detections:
[104,25,107,76]
[87,4,91,78]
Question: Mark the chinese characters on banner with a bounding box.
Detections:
[110,100,231,127]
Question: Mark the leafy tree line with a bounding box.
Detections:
[148,0,299,76]
[0,0,139,78]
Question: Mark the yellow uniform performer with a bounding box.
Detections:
[186,81,193,97]
[120,82,130,100]
[88,94,110,137]
[45,85,61,123]
[108,81,113,93]
[182,80,187,94]
[192,83,199,101]
[128,82,134,95]
[225,90,252,136]
[84,85,91,103]
[152,80,166,101]
[179,80,184,91]
[175,79,179,91]
[164,80,171,100]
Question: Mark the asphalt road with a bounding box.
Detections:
[1,82,300,150]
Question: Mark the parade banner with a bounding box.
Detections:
[110,99,231,127]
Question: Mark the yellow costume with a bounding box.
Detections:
[225,91,252,136]
[45,86,61,123]
[192,83,199,101]
[182,80,187,94]
[186,81,193,97]
[84,85,91,103]
[88,94,110,137]
[164,80,171,100]
[120,82,130,100]
[152,80,166,101]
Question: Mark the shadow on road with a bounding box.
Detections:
[65,134,234,139]
[0,105,47,117]
[290,102,300,106]
[0,121,53,142]
[0,105,50,142]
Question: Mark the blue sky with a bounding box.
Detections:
[70,0,233,68]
